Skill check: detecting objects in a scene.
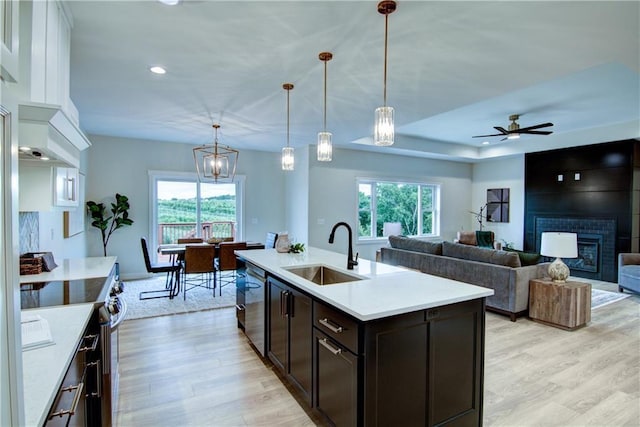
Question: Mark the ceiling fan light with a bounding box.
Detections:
[507,133,520,140]
[317,131,332,161]
[374,106,394,146]
[282,146,295,171]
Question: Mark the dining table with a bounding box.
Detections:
[158,241,265,258]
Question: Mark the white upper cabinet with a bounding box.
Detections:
[19,163,80,211]
[30,0,75,120]
[0,0,20,83]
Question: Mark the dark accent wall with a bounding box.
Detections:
[524,140,638,282]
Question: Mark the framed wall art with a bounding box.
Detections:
[486,188,509,223]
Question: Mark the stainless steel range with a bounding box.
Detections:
[20,264,127,427]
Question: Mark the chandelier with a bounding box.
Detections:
[317,52,333,162]
[374,0,397,146]
[193,124,238,182]
[282,83,295,171]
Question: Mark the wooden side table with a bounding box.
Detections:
[529,278,591,330]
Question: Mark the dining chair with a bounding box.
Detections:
[140,237,182,300]
[177,237,204,244]
[176,237,204,262]
[265,232,278,249]
[214,241,247,296]
[182,244,217,300]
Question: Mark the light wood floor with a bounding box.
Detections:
[116,283,640,427]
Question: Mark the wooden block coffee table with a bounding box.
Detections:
[529,278,591,330]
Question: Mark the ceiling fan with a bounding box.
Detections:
[473,114,553,141]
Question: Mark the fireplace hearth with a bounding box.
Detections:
[535,217,616,282]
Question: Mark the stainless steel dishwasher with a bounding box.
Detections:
[243,262,267,357]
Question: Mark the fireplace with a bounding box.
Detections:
[564,234,602,273]
[534,217,616,282]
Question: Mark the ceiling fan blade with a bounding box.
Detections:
[472,133,504,138]
[521,130,553,135]
[518,122,554,132]
[494,126,509,134]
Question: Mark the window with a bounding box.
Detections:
[149,171,244,262]
[357,179,440,240]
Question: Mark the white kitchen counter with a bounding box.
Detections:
[236,247,494,321]
[19,256,117,283]
[21,303,95,427]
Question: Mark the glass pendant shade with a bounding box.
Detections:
[317,131,332,161]
[374,106,394,146]
[281,146,294,171]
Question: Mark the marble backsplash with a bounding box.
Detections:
[19,212,39,254]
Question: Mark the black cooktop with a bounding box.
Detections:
[20,276,110,309]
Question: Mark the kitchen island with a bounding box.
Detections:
[236,247,494,426]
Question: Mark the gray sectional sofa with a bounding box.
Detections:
[380,236,549,321]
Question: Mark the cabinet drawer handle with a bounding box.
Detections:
[78,334,99,353]
[319,318,343,333]
[87,360,102,398]
[319,338,342,355]
[49,382,84,419]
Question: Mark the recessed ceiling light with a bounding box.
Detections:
[150,66,166,75]
[482,141,490,145]
[158,0,180,5]
[19,146,32,152]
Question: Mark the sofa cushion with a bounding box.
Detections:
[504,248,542,266]
[619,265,640,280]
[442,241,521,268]
[388,236,442,255]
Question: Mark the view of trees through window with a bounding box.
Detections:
[157,181,236,244]
[358,180,439,239]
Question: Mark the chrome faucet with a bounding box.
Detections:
[328,222,359,270]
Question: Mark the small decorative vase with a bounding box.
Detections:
[275,233,290,253]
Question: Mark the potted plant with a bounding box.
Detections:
[87,193,134,256]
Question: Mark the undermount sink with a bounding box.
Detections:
[283,265,364,286]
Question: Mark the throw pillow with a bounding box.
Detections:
[442,241,521,268]
[504,247,542,266]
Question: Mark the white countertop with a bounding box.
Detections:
[236,247,494,321]
[22,304,95,427]
[19,256,117,283]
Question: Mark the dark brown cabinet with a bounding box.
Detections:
[260,272,487,427]
[364,299,485,426]
[313,329,359,427]
[267,276,313,403]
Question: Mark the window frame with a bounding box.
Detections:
[148,170,245,262]
[356,177,440,243]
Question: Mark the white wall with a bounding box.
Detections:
[472,155,526,249]
[308,147,473,261]
[284,145,309,245]
[85,135,285,278]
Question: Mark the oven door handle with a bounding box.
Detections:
[110,299,128,330]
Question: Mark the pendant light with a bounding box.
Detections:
[193,124,238,183]
[317,52,333,162]
[374,0,397,146]
[282,83,295,171]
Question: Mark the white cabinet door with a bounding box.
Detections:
[0,0,20,83]
[54,167,78,207]
[19,164,79,211]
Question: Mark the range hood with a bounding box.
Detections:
[18,103,91,168]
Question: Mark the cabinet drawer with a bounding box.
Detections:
[314,301,359,354]
[46,349,87,426]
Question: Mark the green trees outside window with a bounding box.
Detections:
[358,180,439,239]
